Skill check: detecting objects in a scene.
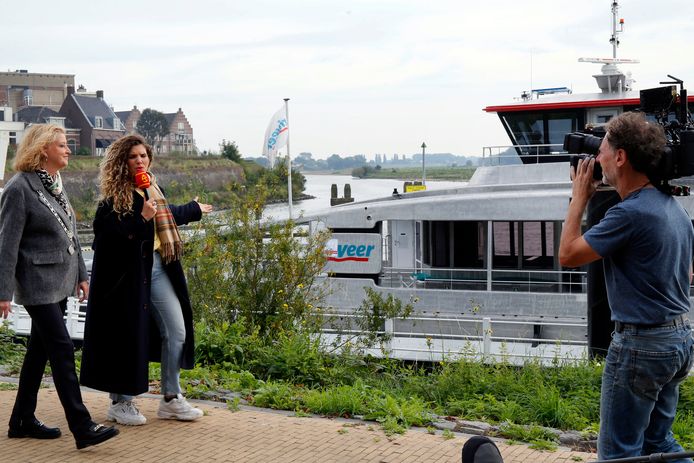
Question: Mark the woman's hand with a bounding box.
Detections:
[77,281,89,303]
[142,198,158,221]
[0,300,11,319]
[193,197,213,214]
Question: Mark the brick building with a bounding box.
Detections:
[59,88,125,156]
[0,70,74,112]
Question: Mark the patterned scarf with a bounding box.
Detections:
[35,170,71,219]
[146,173,183,264]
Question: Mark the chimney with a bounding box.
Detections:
[67,86,75,95]
[96,90,104,100]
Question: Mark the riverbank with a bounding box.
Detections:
[302,166,476,181]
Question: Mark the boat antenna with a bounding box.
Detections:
[578,0,639,93]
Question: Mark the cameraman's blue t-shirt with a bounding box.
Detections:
[583,187,694,324]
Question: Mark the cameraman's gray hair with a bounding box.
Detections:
[605,111,666,174]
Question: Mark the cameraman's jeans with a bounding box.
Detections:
[598,321,694,462]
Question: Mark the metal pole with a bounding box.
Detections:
[591,450,694,463]
[421,142,427,186]
[284,98,293,220]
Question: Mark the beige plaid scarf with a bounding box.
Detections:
[147,174,183,264]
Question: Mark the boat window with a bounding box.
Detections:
[522,221,554,269]
[547,117,573,146]
[493,221,556,270]
[421,221,485,269]
[492,221,519,268]
[452,221,485,268]
[500,110,584,160]
[431,221,450,267]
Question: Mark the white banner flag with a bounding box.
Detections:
[262,105,288,167]
[0,131,9,181]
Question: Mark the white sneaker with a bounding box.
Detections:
[106,400,147,426]
[157,394,203,421]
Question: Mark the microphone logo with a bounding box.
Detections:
[134,171,150,190]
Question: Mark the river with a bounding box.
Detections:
[263,174,467,221]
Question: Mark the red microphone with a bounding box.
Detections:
[134,170,150,200]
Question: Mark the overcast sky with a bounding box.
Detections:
[5,0,694,159]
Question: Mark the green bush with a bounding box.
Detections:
[185,187,330,338]
[251,331,326,385]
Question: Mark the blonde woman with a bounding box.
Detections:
[0,124,118,449]
[81,134,211,425]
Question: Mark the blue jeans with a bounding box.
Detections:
[112,252,185,402]
[598,320,694,462]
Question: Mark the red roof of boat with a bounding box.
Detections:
[484,94,694,113]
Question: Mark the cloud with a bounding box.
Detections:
[5,0,694,158]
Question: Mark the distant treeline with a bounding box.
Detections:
[245,148,520,172]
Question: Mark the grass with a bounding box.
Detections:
[4,312,694,451]
[354,166,476,181]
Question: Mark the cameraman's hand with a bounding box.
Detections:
[570,157,600,204]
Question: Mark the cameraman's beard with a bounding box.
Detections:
[601,170,614,187]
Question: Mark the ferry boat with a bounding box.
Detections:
[300,1,694,364]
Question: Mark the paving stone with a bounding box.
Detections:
[0,387,597,462]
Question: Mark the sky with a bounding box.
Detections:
[4,0,694,159]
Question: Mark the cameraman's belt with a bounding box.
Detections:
[615,314,689,333]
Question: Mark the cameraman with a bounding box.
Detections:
[559,111,694,462]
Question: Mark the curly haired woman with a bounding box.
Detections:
[80,134,212,425]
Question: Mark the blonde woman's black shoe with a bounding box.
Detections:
[8,417,61,439]
[74,423,119,449]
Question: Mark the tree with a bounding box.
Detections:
[220,140,241,162]
[136,108,169,152]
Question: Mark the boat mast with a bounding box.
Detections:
[609,0,620,60]
[578,0,639,94]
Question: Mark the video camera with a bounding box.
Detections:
[563,75,694,195]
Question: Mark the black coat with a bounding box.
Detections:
[80,193,202,396]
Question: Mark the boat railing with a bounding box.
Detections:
[318,310,589,365]
[380,266,587,294]
[6,298,86,340]
[481,144,566,165]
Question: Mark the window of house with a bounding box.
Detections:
[113,118,121,130]
[0,111,4,121]
[9,132,16,144]
[95,116,103,128]
[47,117,65,128]
[177,122,184,131]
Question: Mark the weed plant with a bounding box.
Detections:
[0,323,26,374]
